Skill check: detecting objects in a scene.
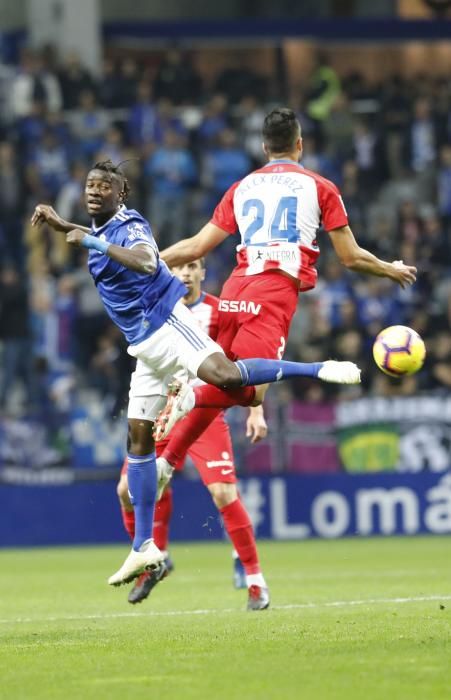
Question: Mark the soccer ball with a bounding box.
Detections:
[372,325,426,377]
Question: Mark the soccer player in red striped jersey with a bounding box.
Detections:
[117,258,270,609]
[152,108,416,605]
[160,108,415,384]
[153,108,417,538]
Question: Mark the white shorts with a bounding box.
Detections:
[127,301,223,421]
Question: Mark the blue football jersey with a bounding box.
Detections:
[87,206,186,344]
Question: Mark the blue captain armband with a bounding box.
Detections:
[81,234,111,254]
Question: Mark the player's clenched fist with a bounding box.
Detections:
[66,229,87,246]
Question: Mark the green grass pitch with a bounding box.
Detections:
[1,537,450,700]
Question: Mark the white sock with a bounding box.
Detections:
[246,573,266,588]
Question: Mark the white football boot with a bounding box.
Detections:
[317,360,361,384]
[247,585,270,611]
[156,457,174,500]
[108,539,165,586]
[153,380,195,442]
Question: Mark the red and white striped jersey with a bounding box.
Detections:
[186,291,219,340]
[211,160,348,292]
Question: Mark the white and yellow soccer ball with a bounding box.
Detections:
[373,325,426,377]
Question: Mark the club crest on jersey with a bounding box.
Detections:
[219,299,262,315]
[127,222,149,241]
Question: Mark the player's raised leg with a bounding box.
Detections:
[154,352,360,441]
[160,407,222,472]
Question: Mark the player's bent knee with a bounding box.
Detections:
[208,482,238,509]
[198,354,242,388]
[128,418,155,456]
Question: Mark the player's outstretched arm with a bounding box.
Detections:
[328,225,417,288]
[31,204,90,234]
[66,230,157,274]
[161,222,229,267]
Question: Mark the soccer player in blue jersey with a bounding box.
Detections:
[32,159,361,590]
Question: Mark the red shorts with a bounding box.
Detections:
[120,412,236,486]
[217,271,298,360]
[182,411,236,486]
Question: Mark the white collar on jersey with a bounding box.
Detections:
[185,291,206,309]
[91,205,127,234]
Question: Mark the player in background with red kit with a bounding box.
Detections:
[117,258,270,609]
[153,106,416,458]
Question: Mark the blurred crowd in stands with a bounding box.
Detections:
[0,45,451,419]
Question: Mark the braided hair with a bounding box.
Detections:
[91,159,131,203]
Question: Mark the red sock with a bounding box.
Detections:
[163,407,221,467]
[220,499,261,576]
[152,487,173,550]
[121,508,135,540]
[194,385,256,408]
[155,441,166,458]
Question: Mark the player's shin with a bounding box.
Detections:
[152,487,173,551]
[235,358,361,385]
[163,407,222,465]
[220,498,266,585]
[236,359,323,384]
[127,452,158,551]
[118,458,135,539]
[121,508,135,540]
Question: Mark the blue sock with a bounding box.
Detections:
[235,358,324,386]
[127,452,157,551]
